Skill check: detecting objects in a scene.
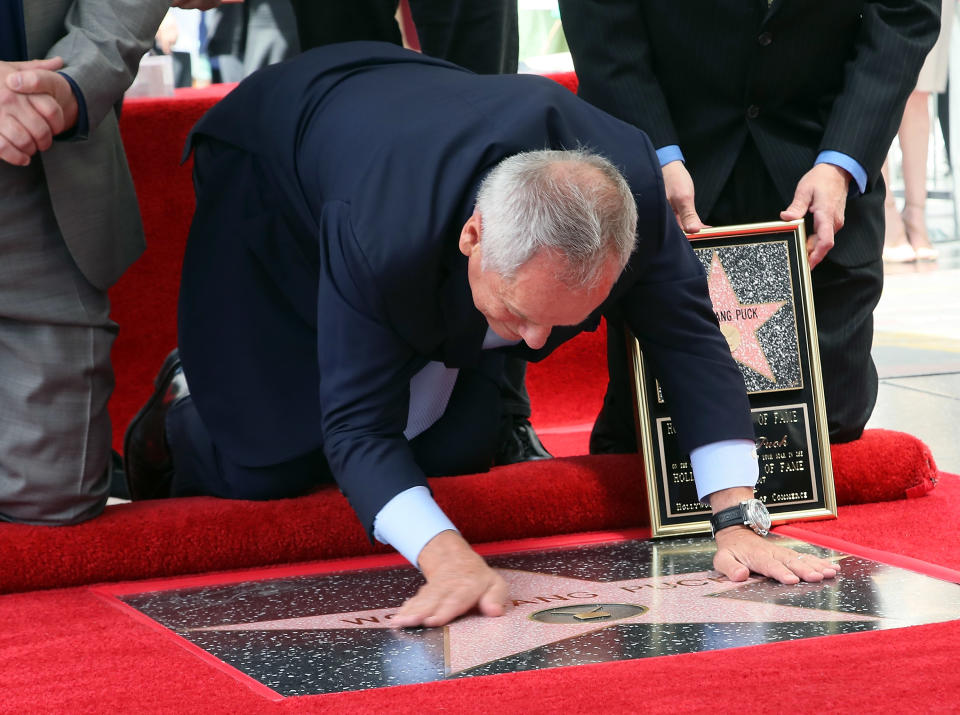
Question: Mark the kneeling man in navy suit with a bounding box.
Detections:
[124,42,837,627]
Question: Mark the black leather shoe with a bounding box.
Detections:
[122,349,189,500]
[588,402,638,455]
[108,450,129,499]
[494,417,553,466]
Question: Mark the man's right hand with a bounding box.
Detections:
[662,160,706,234]
[391,529,508,628]
[0,57,66,166]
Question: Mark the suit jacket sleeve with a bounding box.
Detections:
[44,0,169,129]
[558,0,678,150]
[315,200,434,538]
[612,138,755,454]
[821,0,940,184]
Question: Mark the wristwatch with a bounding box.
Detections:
[709,499,771,537]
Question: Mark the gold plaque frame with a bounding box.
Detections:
[631,220,836,537]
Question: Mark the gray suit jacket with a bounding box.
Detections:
[23,0,169,290]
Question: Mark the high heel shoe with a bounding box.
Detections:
[901,204,939,261]
[914,245,939,261]
[882,243,917,263]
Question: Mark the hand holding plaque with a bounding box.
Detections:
[630,220,837,537]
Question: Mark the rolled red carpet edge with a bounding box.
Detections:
[0,429,937,595]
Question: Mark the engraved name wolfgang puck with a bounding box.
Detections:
[189,567,877,675]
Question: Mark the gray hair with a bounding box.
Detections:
[475,149,638,288]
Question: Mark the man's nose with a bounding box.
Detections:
[520,324,551,350]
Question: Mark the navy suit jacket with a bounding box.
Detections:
[181,42,753,532]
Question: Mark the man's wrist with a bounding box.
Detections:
[815,150,865,194]
[372,485,458,568]
[707,486,756,514]
[417,529,470,573]
[54,71,83,136]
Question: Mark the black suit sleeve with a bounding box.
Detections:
[821,0,940,185]
[558,0,679,150]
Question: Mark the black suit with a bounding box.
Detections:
[172,42,753,535]
[559,0,940,445]
[287,0,518,74]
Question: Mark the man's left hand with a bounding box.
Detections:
[780,163,851,269]
[714,526,838,585]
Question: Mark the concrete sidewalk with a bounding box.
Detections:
[870,233,960,474]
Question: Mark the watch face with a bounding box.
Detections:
[744,499,772,535]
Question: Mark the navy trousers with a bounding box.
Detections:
[166,359,504,500]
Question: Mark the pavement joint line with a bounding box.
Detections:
[873,332,960,353]
[881,370,960,380]
[876,380,960,401]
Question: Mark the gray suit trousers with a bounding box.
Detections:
[0,160,116,525]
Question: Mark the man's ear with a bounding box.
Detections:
[458,210,482,256]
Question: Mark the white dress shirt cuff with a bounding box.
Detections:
[373,486,459,568]
[690,439,759,503]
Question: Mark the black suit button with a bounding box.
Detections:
[758,32,773,46]
[746,104,760,119]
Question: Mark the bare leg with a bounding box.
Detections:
[898,90,939,259]
[881,159,915,262]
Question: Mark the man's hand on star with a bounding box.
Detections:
[714,526,839,585]
[709,485,838,585]
[780,163,851,269]
[391,529,508,628]
[0,57,67,165]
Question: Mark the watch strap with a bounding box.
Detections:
[709,504,746,535]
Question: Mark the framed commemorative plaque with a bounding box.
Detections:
[630,220,836,537]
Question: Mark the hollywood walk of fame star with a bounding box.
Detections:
[707,251,787,382]
[191,567,883,675]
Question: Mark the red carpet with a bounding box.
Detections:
[1,481,958,713]
[0,439,941,595]
[778,471,960,574]
[2,75,957,711]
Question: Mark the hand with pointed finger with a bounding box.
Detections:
[0,57,66,166]
[662,160,707,234]
[391,530,508,629]
[780,163,851,269]
[713,525,839,585]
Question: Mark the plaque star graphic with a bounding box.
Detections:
[707,251,787,381]
[191,568,882,675]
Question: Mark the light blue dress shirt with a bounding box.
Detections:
[658,145,866,194]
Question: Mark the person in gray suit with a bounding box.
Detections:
[0,0,168,525]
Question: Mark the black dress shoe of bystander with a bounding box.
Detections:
[122,349,189,500]
[494,417,553,466]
